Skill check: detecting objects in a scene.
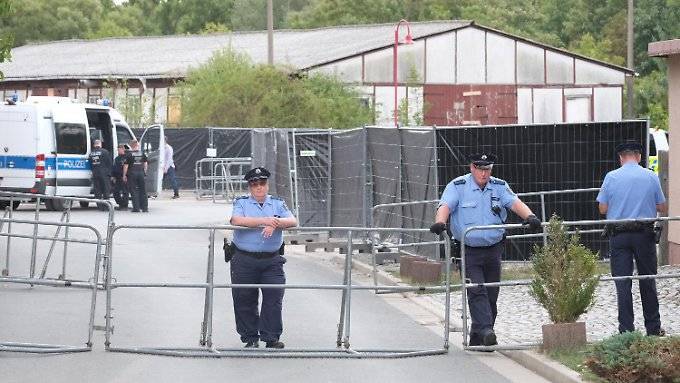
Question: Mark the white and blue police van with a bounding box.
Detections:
[0,96,165,210]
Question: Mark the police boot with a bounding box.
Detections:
[265,341,284,349]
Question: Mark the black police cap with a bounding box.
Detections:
[468,153,497,167]
[615,141,643,154]
[244,167,271,182]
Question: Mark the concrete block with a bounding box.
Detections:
[410,260,443,284]
[399,255,428,279]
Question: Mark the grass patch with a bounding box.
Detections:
[547,346,607,383]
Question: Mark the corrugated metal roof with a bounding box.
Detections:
[0,20,631,81]
[0,21,469,81]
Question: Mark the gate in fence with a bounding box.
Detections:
[104,225,453,358]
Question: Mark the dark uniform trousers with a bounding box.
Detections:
[610,231,661,335]
[464,241,503,339]
[128,171,148,211]
[92,168,109,201]
[112,177,129,208]
[230,249,286,343]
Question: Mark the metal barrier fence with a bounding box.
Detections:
[369,187,602,262]
[0,216,104,353]
[194,157,252,200]
[0,191,114,281]
[104,225,453,358]
[459,216,680,352]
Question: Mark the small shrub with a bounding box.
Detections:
[530,215,600,323]
[584,331,680,382]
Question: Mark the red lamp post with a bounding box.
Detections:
[393,19,413,127]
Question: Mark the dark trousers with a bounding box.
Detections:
[92,171,110,210]
[112,177,128,208]
[609,231,661,335]
[230,250,286,343]
[164,166,179,196]
[464,242,502,338]
[128,171,148,211]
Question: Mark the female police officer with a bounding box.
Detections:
[229,167,297,349]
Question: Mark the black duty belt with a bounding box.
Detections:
[611,222,654,234]
[234,246,278,259]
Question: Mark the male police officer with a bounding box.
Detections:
[122,140,149,213]
[430,153,541,348]
[111,144,129,211]
[229,167,297,349]
[89,139,112,211]
[597,141,667,336]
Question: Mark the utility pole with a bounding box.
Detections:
[267,0,274,65]
[626,0,634,118]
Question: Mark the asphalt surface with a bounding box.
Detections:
[0,194,548,383]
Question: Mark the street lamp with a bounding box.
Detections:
[393,19,413,127]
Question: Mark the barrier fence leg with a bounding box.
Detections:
[460,240,469,347]
[336,235,350,348]
[342,231,354,348]
[370,231,380,294]
[443,235,451,350]
[104,228,115,349]
[200,229,217,348]
[39,210,67,278]
[60,206,72,280]
[2,206,10,276]
[540,193,547,246]
[29,197,41,279]
[87,239,104,348]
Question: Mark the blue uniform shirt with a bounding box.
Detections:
[596,162,665,220]
[231,195,293,252]
[439,174,518,247]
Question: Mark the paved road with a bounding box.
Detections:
[0,194,548,383]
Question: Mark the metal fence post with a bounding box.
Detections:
[342,230,354,348]
[29,197,41,278]
[540,193,548,246]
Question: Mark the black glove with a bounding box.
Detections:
[223,238,234,263]
[524,214,541,231]
[430,222,448,235]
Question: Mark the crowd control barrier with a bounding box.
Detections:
[0,217,104,353]
[0,191,114,283]
[459,216,680,351]
[104,225,453,358]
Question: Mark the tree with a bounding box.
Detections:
[179,48,373,129]
[0,0,12,79]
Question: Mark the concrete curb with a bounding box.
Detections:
[331,253,585,383]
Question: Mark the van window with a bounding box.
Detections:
[116,124,134,147]
[55,123,87,154]
[649,134,656,156]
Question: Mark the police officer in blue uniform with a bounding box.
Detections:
[89,139,113,210]
[122,140,148,213]
[597,141,667,336]
[229,167,297,349]
[430,154,541,348]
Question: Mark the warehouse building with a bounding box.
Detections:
[0,20,631,127]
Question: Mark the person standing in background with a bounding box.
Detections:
[164,136,180,199]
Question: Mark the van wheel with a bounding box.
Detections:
[79,201,90,209]
[11,201,20,210]
[45,199,67,211]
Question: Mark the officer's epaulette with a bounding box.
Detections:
[490,178,506,185]
[453,179,466,185]
[270,196,284,201]
[234,195,249,201]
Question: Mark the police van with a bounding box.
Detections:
[0,96,165,210]
[648,128,669,173]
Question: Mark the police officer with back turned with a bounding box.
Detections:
[430,153,541,348]
[597,141,666,336]
[89,139,112,211]
[111,144,129,210]
[122,139,148,213]
[229,167,297,349]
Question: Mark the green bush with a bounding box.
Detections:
[178,48,374,129]
[530,215,600,323]
[584,331,680,382]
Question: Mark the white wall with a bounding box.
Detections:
[594,87,622,121]
[546,51,574,84]
[517,88,533,124]
[486,33,515,84]
[425,32,455,84]
[456,27,486,84]
[533,88,562,123]
[517,42,545,84]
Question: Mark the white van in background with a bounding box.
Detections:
[0,97,164,210]
[649,128,669,173]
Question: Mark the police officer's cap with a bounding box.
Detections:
[469,153,497,168]
[244,167,271,182]
[615,141,643,154]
